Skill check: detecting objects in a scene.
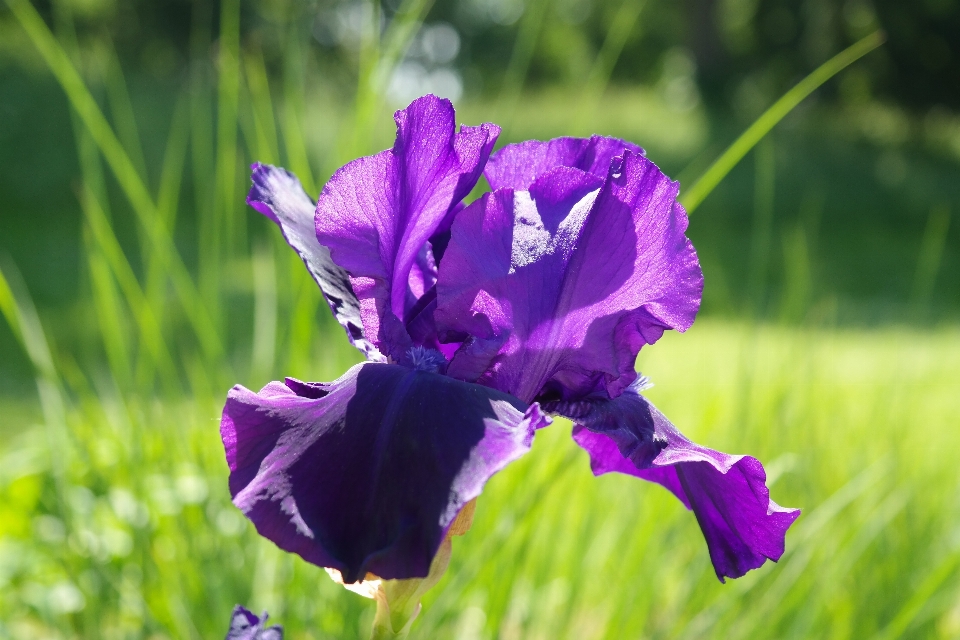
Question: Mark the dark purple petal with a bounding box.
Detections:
[225,606,283,640]
[221,361,547,583]
[315,96,500,359]
[484,135,643,191]
[565,382,800,582]
[436,151,703,403]
[247,163,381,361]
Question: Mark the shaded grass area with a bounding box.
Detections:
[2,321,959,638]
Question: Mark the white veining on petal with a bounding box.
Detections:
[508,188,600,275]
[281,495,314,538]
[440,400,546,527]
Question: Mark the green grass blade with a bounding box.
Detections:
[85,233,134,386]
[238,87,264,164]
[374,0,435,91]
[243,46,281,164]
[574,0,646,131]
[910,203,951,320]
[250,241,278,381]
[348,0,435,157]
[142,92,191,386]
[495,0,550,137]
[155,93,191,247]
[0,256,71,516]
[680,31,884,214]
[784,489,909,639]
[280,31,317,194]
[105,39,149,182]
[6,0,225,362]
[215,0,242,276]
[0,256,58,383]
[873,550,960,640]
[285,265,322,375]
[190,4,217,312]
[68,104,177,392]
[0,262,24,345]
[778,222,812,324]
[340,0,383,159]
[748,137,775,315]
[7,0,151,222]
[80,186,181,392]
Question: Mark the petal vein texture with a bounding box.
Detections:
[484,135,643,191]
[315,95,500,359]
[437,150,703,403]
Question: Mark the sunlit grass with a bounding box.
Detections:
[2,321,959,638]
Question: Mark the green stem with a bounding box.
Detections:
[370,595,411,640]
[367,532,459,638]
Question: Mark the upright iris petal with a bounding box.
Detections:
[557,379,801,582]
[315,95,500,359]
[222,360,547,583]
[436,150,703,402]
[484,135,643,191]
[247,163,381,360]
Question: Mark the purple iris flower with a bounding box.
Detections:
[225,606,283,640]
[221,94,799,587]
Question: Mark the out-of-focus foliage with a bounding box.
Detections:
[2,314,959,639]
[6,0,960,112]
[0,0,958,390]
[0,0,959,638]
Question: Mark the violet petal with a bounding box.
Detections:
[436,151,703,402]
[221,362,546,583]
[566,383,800,582]
[247,163,381,361]
[484,135,643,191]
[225,606,283,640]
[315,95,499,359]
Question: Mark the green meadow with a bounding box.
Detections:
[4,318,960,638]
[1,0,959,638]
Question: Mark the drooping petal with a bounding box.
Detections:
[436,151,703,403]
[561,382,800,582]
[221,361,547,583]
[225,606,283,640]
[315,95,500,358]
[248,163,382,361]
[484,135,643,191]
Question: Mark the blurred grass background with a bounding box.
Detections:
[0,0,958,637]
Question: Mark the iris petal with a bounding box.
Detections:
[225,605,283,640]
[221,362,547,583]
[484,135,643,191]
[315,95,500,359]
[247,163,381,361]
[436,151,703,402]
[562,382,800,582]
